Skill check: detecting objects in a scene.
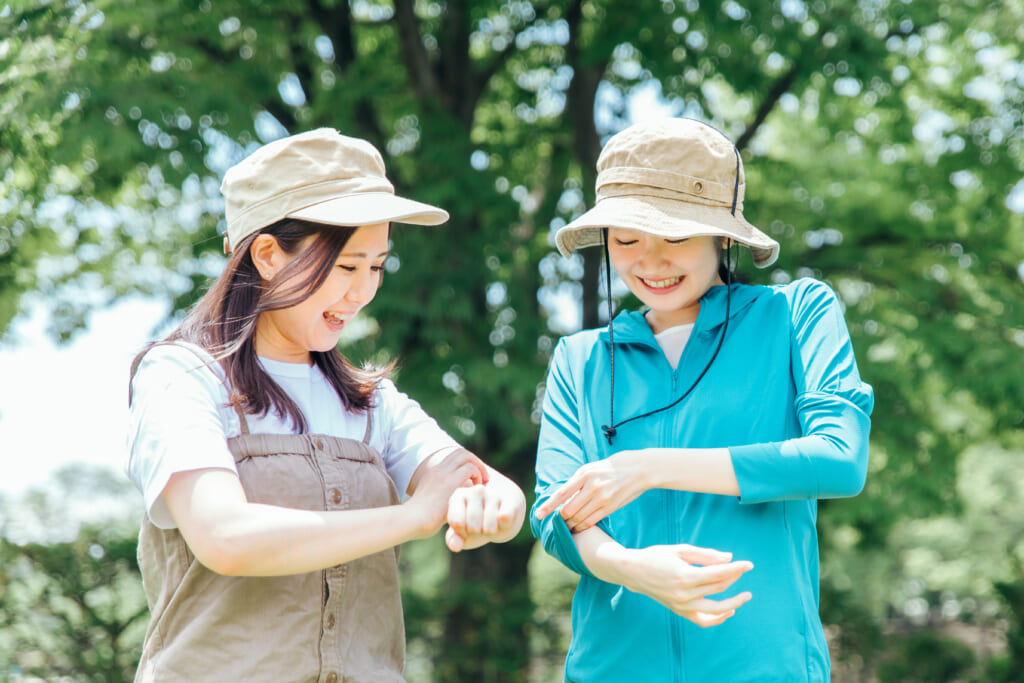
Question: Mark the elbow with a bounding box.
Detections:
[822,444,869,499]
[189,530,254,576]
[835,461,867,498]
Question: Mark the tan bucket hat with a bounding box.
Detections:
[220,128,449,252]
[555,118,779,267]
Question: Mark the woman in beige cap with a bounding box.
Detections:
[125,128,525,682]
[531,118,873,681]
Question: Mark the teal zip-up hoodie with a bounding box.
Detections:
[532,278,873,683]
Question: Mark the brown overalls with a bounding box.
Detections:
[131,344,405,682]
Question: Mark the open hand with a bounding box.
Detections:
[534,451,648,532]
[622,543,753,627]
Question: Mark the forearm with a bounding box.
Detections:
[635,447,740,497]
[572,526,638,588]
[194,501,424,577]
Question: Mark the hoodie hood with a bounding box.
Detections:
[599,282,765,346]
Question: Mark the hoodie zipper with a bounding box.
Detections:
[665,305,715,683]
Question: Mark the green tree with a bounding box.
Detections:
[0,466,148,682]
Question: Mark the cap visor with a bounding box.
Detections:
[288,191,449,227]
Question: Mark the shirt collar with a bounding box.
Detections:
[599,283,763,345]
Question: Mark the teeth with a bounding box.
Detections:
[640,276,682,289]
[324,312,347,324]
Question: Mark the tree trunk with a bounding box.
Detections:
[437,532,536,682]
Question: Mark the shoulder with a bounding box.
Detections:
[557,326,604,353]
[771,277,839,308]
[368,377,424,421]
[131,342,228,398]
[743,278,840,321]
[550,326,609,375]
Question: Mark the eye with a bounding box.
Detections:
[337,265,356,272]
[371,265,385,273]
[666,238,690,244]
[614,238,638,246]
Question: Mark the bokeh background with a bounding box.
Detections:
[2,0,1023,681]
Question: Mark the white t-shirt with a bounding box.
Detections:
[125,343,461,529]
[653,322,695,370]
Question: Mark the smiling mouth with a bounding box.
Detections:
[323,311,349,325]
[638,275,683,289]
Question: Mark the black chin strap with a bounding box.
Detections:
[601,228,618,443]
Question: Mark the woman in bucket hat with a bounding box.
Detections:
[532,118,873,681]
[125,128,526,682]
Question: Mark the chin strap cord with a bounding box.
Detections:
[600,118,742,445]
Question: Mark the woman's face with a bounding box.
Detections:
[607,229,724,334]
[255,223,389,363]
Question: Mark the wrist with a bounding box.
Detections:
[400,499,435,541]
[590,538,639,588]
[625,448,658,491]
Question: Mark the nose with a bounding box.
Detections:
[345,267,380,306]
[637,238,667,269]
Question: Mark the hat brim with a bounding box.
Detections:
[288,191,449,227]
[555,195,779,268]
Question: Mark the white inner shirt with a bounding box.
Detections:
[653,322,695,370]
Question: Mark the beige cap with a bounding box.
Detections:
[220,128,449,252]
[555,118,779,267]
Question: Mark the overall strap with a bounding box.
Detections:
[362,409,373,445]
[129,341,250,435]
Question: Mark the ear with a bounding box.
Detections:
[249,234,287,281]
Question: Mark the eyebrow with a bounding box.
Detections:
[339,250,390,259]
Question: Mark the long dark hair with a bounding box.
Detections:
[143,218,390,432]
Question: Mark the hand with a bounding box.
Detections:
[621,544,753,628]
[534,450,649,532]
[405,449,489,540]
[445,472,526,552]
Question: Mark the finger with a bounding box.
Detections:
[462,451,490,485]
[559,485,591,522]
[675,544,735,566]
[534,478,580,519]
[684,609,736,628]
[482,492,501,535]
[568,506,610,534]
[445,527,465,553]
[447,490,468,538]
[682,591,753,615]
[455,462,487,489]
[464,489,485,535]
[687,574,749,600]
[566,489,615,530]
[690,561,754,588]
[440,449,489,486]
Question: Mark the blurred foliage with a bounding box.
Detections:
[0,466,147,682]
[2,0,1024,680]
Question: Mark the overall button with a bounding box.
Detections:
[325,673,338,683]
[330,488,342,505]
[694,180,704,193]
[314,438,325,450]
[325,613,335,630]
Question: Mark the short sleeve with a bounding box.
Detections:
[125,345,240,529]
[371,379,462,498]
